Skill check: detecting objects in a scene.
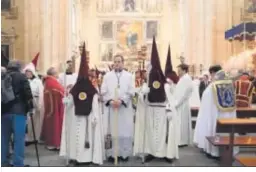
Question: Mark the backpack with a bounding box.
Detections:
[1,72,16,104]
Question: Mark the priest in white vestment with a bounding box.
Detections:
[60,43,104,166]
[193,66,238,158]
[174,64,194,146]
[189,77,201,108]
[23,56,44,144]
[58,60,78,94]
[101,54,134,162]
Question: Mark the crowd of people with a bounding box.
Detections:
[1,39,256,167]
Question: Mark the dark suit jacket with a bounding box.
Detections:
[199,81,209,100]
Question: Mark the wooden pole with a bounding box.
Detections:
[114,87,119,166]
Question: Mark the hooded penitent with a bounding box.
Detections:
[164,45,179,84]
[148,36,166,103]
[23,52,40,77]
[70,42,97,116]
[70,43,97,148]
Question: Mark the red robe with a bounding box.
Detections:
[235,78,254,108]
[41,76,64,147]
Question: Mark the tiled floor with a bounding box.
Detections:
[24,144,221,167]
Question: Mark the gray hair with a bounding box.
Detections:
[47,67,56,76]
[214,70,228,80]
[7,60,22,71]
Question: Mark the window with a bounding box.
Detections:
[1,44,10,58]
[1,0,11,11]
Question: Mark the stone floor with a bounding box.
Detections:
[23,144,222,167]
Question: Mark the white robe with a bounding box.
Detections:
[189,79,201,108]
[193,83,239,157]
[174,73,194,146]
[59,94,104,164]
[164,83,179,159]
[58,73,78,91]
[101,70,134,158]
[27,78,44,142]
[133,82,167,158]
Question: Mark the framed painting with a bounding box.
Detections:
[116,21,143,57]
[100,21,113,39]
[245,0,256,13]
[99,43,114,62]
[146,21,158,39]
[123,0,136,12]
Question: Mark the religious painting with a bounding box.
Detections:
[124,0,136,12]
[146,21,158,39]
[116,21,143,57]
[246,0,256,13]
[101,21,113,39]
[1,0,11,11]
[99,43,114,62]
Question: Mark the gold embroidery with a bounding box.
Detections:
[212,80,236,112]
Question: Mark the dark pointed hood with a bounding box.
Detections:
[165,45,173,76]
[165,45,179,84]
[1,50,9,68]
[148,36,166,103]
[70,42,97,116]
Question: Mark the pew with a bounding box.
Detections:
[235,156,256,167]
[191,107,256,129]
[215,119,256,166]
[206,136,256,166]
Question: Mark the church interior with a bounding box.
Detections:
[1,0,256,75]
[1,0,256,167]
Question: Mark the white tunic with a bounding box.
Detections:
[101,70,134,158]
[134,83,168,158]
[193,83,239,157]
[189,79,201,108]
[174,73,193,146]
[27,78,44,142]
[59,94,104,164]
[164,83,179,159]
[58,73,78,91]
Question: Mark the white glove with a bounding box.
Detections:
[62,97,70,105]
[141,83,150,94]
[91,115,98,127]
[166,103,172,111]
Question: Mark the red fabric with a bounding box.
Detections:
[32,52,40,68]
[41,76,64,147]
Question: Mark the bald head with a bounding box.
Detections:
[47,67,58,78]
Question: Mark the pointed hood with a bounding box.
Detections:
[1,50,9,68]
[165,45,173,76]
[164,45,179,84]
[23,52,40,78]
[70,42,97,116]
[32,52,40,68]
[147,36,166,103]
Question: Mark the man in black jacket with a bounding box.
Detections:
[1,60,34,167]
[199,74,209,100]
